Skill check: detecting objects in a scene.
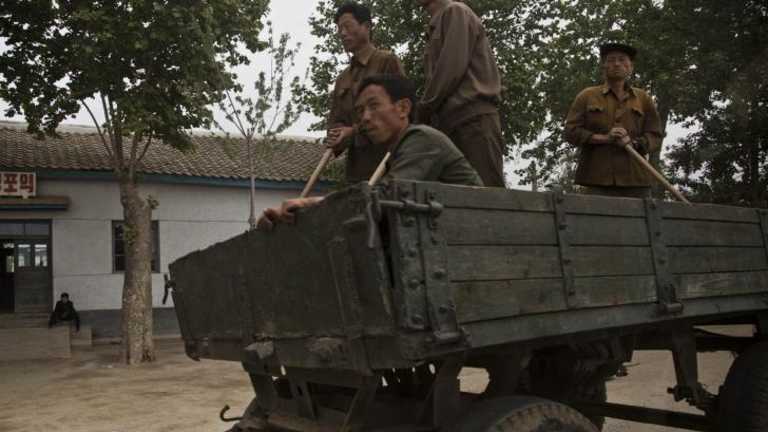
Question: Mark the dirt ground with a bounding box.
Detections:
[0,339,734,432]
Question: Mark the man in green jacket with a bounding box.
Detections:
[258,74,480,230]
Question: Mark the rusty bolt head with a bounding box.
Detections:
[433,268,446,279]
[408,278,420,289]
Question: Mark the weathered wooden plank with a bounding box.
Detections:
[677,271,768,299]
[663,220,763,247]
[447,246,562,281]
[442,209,557,246]
[451,279,567,323]
[569,215,650,246]
[564,193,646,217]
[662,201,759,223]
[421,181,553,212]
[570,275,658,308]
[447,245,654,281]
[572,246,654,277]
[669,247,768,274]
[453,276,656,323]
[414,294,768,356]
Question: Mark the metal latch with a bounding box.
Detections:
[365,189,444,248]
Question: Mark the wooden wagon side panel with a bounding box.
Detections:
[404,183,768,330]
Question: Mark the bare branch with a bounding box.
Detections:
[226,90,249,138]
[81,101,114,161]
[136,133,154,165]
[100,94,124,170]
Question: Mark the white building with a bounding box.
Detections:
[0,121,332,340]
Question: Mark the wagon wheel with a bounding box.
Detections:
[455,396,599,432]
[520,352,615,430]
[716,341,768,431]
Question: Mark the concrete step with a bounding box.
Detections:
[0,325,70,361]
[0,313,49,329]
[71,325,93,349]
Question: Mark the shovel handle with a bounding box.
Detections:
[300,148,334,198]
[623,144,690,205]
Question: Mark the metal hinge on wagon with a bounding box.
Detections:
[365,189,445,248]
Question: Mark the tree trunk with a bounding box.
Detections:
[119,177,156,364]
[748,141,760,207]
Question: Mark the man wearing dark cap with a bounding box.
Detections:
[564,43,663,198]
[415,0,505,187]
[326,2,405,184]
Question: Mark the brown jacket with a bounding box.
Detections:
[565,84,663,187]
[419,1,501,134]
[328,46,404,183]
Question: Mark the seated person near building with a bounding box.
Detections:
[48,292,80,332]
[258,74,481,230]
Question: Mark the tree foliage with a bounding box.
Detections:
[301,0,767,205]
[664,0,768,206]
[0,0,270,363]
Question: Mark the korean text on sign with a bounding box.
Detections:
[0,172,36,198]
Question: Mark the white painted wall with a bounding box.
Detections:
[0,178,296,310]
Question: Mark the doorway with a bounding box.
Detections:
[0,242,14,313]
[0,221,51,314]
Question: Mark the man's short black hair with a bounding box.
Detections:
[358,74,416,106]
[599,43,637,60]
[61,292,69,299]
[335,2,372,26]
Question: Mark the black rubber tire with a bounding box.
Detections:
[455,396,599,432]
[716,341,768,431]
[523,361,610,431]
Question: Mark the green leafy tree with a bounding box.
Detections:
[0,0,269,364]
[664,0,768,207]
[216,23,303,229]
[299,0,553,153]
[302,0,766,202]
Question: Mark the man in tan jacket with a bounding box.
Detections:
[327,2,405,184]
[565,43,663,198]
[415,0,505,187]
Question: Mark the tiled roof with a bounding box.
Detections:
[0,124,334,183]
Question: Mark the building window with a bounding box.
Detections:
[15,242,48,268]
[112,221,160,273]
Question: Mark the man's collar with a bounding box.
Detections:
[387,123,414,154]
[430,0,452,17]
[428,0,452,26]
[601,82,636,97]
[353,44,376,66]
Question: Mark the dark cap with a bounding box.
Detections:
[599,43,637,60]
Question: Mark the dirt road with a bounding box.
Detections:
[0,340,733,432]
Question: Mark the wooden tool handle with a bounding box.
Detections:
[623,144,691,205]
[367,152,391,187]
[300,148,334,198]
